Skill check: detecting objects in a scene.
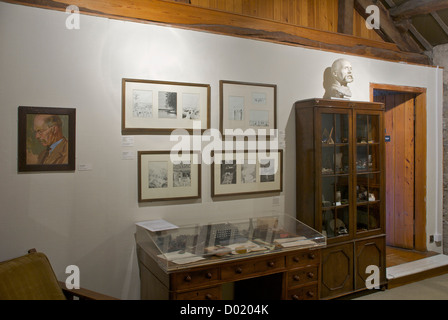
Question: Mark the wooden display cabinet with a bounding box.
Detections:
[295,98,387,299]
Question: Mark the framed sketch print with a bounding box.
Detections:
[220,80,277,137]
[18,106,76,172]
[138,151,201,202]
[212,150,283,197]
[122,78,210,134]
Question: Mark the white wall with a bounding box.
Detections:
[0,2,443,299]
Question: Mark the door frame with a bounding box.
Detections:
[370,83,427,251]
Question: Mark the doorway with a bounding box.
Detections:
[370,84,427,258]
[375,90,416,249]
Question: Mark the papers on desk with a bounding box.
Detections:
[158,251,205,265]
[136,219,178,232]
[274,236,317,248]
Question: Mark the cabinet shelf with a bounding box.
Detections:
[356,199,380,204]
[321,172,350,177]
[322,203,349,209]
[322,143,349,147]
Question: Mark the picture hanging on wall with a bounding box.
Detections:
[18,106,76,172]
[138,151,201,202]
[122,78,210,135]
[212,150,283,197]
[220,80,277,138]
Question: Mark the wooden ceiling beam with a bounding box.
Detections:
[338,0,354,35]
[355,0,422,53]
[1,0,431,65]
[409,25,433,51]
[353,0,392,43]
[389,0,448,20]
[431,12,448,37]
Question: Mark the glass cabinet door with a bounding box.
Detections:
[320,111,350,239]
[355,113,381,234]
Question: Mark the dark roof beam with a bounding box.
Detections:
[355,0,422,52]
[338,0,355,35]
[431,12,448,37]
[389,0,448,20]
[409,25,433,51]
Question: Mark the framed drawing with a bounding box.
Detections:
[212,150,283,197]
[18,106,76,172]
[122,78,210,134]
[220,80,277,137]
[138,151,201,202]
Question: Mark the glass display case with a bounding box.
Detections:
[320,109,384,240]
[135,214,325,272]
[295,98,385,243]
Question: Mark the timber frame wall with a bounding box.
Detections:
[2,0,431,65]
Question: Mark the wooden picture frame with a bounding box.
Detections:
[18,106,76,172]
[138,151,201,202]
[122,78,210,134]
[212,150,283,197]
[220,80,277,137]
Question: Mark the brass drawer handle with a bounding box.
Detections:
[184,275,192,282]
[292,294,300,300]
[293,275,301,281]
[235,267,243,274]
[308,253,315,260]
[307,272,315,279]
[293,256,300,263]
[205,272,212,279]
[267,261,275,267]
[205,293,213,300]
[307,291,315,298]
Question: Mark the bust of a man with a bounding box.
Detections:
[324,58,354,99]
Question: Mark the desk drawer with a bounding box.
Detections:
[221,256,284,281]
[287,266,318,288]
[254,256,285,273]
[287,284,318,300]
[174,286,221,300]
[286,250,320,268]
[172,268,219,290]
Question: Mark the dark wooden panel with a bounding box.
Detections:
[355,236,386,290]
[321,243,354,298]
[295,106,316,229]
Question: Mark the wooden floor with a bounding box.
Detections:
[386,246,439,268]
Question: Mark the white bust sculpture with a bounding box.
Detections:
[324,58,354,99]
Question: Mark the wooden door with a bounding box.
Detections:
[375,92,415,249]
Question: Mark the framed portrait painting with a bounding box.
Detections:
[220,80,277,138]
[122,78,211,135]
[138,151,201,202]
[212,150,283,197]
[18,106,76,172]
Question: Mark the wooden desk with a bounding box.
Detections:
[136,244,321,300]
